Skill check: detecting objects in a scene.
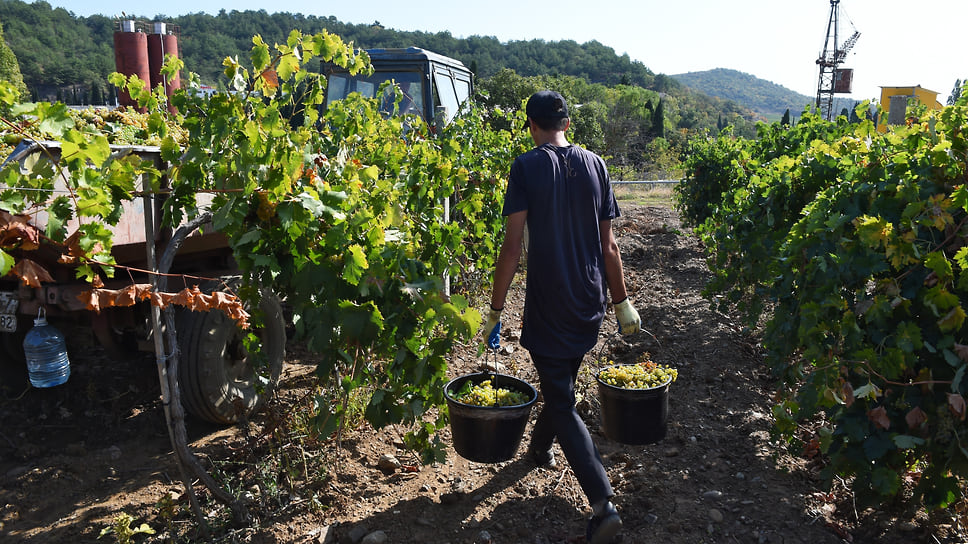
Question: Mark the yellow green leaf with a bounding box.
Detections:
[853,215,892,248]
[938,306,966,333]
[342,244,368,285]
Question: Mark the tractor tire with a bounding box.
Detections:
[176,280,285,424]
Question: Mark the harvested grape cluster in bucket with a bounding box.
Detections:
[599,354,678,389]
[453,377,530,407]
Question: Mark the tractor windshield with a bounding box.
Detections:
[325,71,424,119]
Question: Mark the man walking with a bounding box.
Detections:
[484,90,640,544]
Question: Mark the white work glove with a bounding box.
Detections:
[614,297,641,335]
[483,306,503,349]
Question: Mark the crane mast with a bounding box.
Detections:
[816,0,860,120]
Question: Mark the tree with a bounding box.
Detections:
[651,98,665,139]
[90,81,103,105]
[849,106,861,124]
[0,21,27,99]
[948,79,964,106]
[781,109,791,126]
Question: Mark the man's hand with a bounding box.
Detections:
[483,306,503,349]
[614,298,641,335]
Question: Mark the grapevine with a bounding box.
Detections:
[675,99,968,511]
[0,29,526,466]
[452,378,531,407]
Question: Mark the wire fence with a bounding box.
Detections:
[612,180,679,185]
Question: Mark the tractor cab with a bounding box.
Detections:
[322,47,473,132]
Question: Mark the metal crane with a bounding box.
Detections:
[816,0,860,120]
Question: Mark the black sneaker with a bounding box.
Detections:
[528,446,557,469]
[586,502,622,544]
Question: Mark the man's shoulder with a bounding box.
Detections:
[514,145,554,165]
[568,144,604,161]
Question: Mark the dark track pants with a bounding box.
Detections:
[529,352,613,507]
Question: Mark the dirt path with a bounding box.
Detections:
[0,203,962,543]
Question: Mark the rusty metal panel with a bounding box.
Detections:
[3,141,164,251]
[833,68,853,94]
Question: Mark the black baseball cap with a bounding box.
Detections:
[525,90,569,128]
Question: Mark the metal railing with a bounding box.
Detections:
[612,180,679,185]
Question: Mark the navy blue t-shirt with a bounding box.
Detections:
[502,143,620,358]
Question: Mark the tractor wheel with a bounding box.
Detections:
[176,280,285,424]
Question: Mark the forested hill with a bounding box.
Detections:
[0,0,660,95]
[0,0,770,157]
[672,68,814,121]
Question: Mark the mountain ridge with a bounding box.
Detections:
[672,68,815,121]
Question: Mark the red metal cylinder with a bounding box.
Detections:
[113,23,149,110]
[147,25,181,100]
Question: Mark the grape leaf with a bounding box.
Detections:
[867,406,891,430]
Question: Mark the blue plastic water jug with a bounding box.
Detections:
[23,308,70,388]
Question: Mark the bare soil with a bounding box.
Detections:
[1,203,965,543]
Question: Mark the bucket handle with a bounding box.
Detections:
[482,346,500,376]
[593,323,661,371]
[593,331,621,371]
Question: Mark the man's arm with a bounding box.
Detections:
[490,210,528,310]
[601,218,640,334]
[600,219,628,303]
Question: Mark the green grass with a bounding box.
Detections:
[613,182,676,208]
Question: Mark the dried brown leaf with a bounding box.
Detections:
[842,381,855,408]
[868,406,891,430]
[64,230,84,258]
[261,69,279,89]
[954,343,968,363]
[79,290,100,312]
[13,259,54,288]
[150,291,169,309]
[905,406,927,430]
[0,221,40,251]
[194,292,214,311]
[114,285,139,307]
[134,283,152,300]
[169,286,199,309]
[208,291,236,311]
[948,393,966,421]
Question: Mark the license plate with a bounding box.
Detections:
[0,292,18,333]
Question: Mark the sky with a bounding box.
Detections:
[43,0,967,105]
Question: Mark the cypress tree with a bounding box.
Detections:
[90,82,102,105]
[781,109,791,126]
[849,106,861,124]
[651,98,665,139]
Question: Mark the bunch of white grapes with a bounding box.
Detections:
[599,361,678,389]
[454,378,529,407]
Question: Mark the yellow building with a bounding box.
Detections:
[877,85,943,132]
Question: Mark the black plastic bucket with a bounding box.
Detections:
[596,364,669,445]
[444,372,537,463]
